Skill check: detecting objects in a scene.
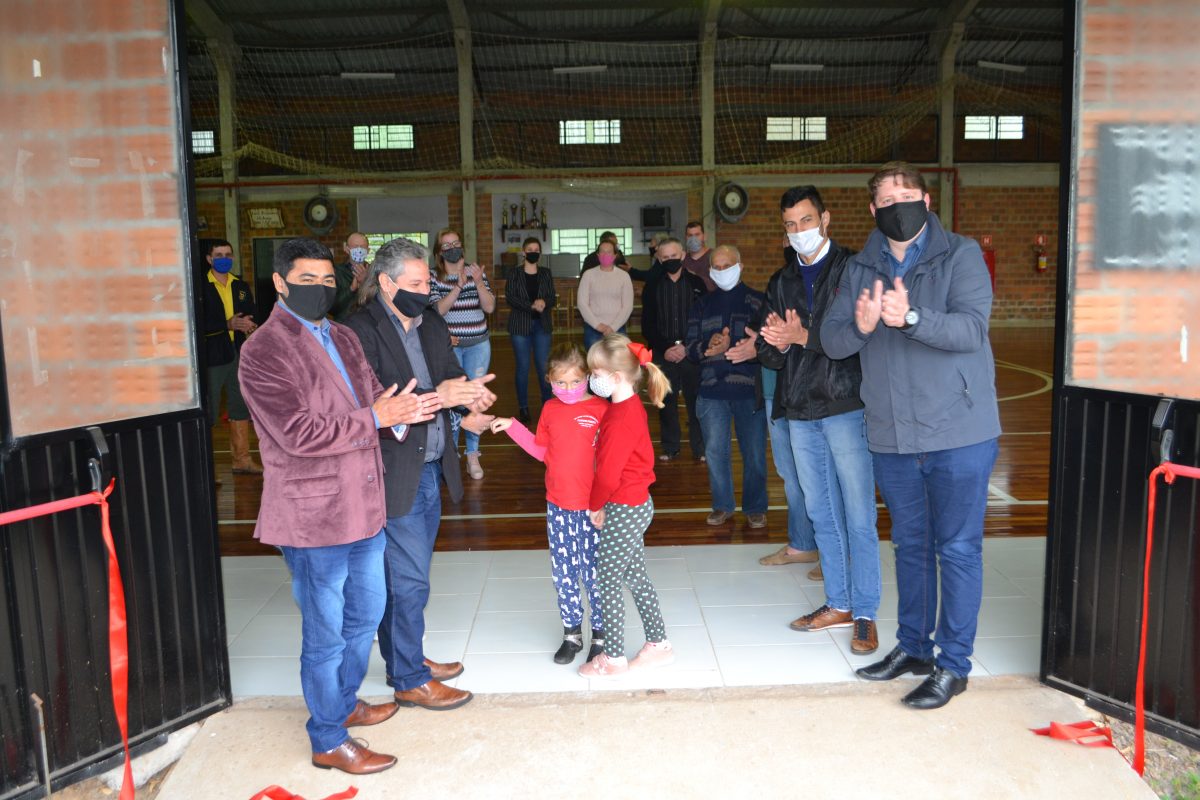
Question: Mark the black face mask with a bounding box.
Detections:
[874,199,929,243]
[441,247,464,264]
[525,251,541,264]
[283,281,336,321]
[390,285,431,318]
[660,258,684,274]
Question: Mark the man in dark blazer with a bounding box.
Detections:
[240,237,440,775]
[201,239,263,473]
[345,237,496,712]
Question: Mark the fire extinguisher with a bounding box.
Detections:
[1034,233,1048,273]
[980,234,996,290]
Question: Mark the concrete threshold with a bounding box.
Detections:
[158,676,1152,799]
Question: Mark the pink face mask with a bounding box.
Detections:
[598,252,616,267]
[552,383,588,404]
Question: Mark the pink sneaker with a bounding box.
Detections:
[630,640,675,670]
[578,652,629,679]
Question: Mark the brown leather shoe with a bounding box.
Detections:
[424,658,464,681]
[394,679,473,711]
[312,738,396,775]
[343,699,398,728]
[706,510,732,526]
[851,618,879,654]
[789,604,852,632]
[759,546,819,566]
[746,513,767,529]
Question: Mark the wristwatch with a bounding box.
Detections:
[902,308,920,330]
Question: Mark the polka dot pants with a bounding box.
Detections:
[596,498,665,657]
[545,502,604,631]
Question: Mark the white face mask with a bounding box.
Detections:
[588,372,615,398]
[787,227,825,260]
[710,262,742,291]
[349,246,368,263]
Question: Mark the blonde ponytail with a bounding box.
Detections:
[641,360,671,408]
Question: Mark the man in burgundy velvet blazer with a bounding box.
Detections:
[239,238,439,776]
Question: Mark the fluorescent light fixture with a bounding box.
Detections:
[770,63,825,73]
[340,72,396,80]
[976,60,1027,74]
[552,65,608,75]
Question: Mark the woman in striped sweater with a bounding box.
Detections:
[431,227,496,479]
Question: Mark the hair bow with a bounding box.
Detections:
[627,341,653,366]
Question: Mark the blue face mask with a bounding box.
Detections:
[349,247,368,264]
[212,257,234,274]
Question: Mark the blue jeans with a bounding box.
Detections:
[582,323,626,351]
[696,394,768,514]
[280,531,387,753]
[787,409,880,618]
[510,320,552,408]
[452,338,491,455]
[765,398,816,552]
[872,437,999,677]
[378,461,442,691]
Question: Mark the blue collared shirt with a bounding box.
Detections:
[378,295,444,463]
[882,223,930,280]
[277,300,405,439]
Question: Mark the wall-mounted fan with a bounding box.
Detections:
[303,195,338,235]
[714,182,749,223]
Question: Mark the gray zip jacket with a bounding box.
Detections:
[820,212,1001,454]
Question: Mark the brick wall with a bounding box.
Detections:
[1,0,195,436]
[1070,0,1200,398]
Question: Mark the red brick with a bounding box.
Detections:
[116,37,167,81]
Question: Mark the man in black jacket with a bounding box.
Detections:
[755,186,881,656]
[201,239,263,474]
[345,238,496,712]
[641,236,706,461]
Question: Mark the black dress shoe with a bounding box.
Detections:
[855,645,935,681]
[901,667,968,710]
[554,626,583,664]
[518,407,531,424]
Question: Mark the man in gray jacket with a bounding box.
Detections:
[821,162,1001,710]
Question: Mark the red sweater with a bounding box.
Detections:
[505,396,608,511]
[589,395,656,510]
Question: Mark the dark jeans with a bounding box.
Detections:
[872,437,999,677]
[696,394,768,514]
[378,461,442,691]
[656,355,703,458]
[583,323,627,351]
[510,320,552,408]
[280,531,387,752]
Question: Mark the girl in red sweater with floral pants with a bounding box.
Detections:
[579,334,675,679]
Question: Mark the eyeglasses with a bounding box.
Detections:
[440,241,463,251]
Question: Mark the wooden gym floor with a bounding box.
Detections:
[213,326,1054,556]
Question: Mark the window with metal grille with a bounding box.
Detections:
[191,130,216,154]
[365,232,428,258]
[765,116,827,141]
[964,115,1024,140]
[550,228,633,256]
[353,124,415,150]
[558,119,622,145]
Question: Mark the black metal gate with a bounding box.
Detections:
[0,1,231,796]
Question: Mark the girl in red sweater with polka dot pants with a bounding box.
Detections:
[578,334,675,679]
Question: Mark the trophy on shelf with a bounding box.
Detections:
[510,202,519,227]
[501,203,509,228]
[541,207,547,227]
[520,194,529,227]
[530,197,539,227]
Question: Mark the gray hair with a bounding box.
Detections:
[358,237,429,307]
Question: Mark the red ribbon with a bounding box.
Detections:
[0,479,131,799]
[1030,720,1115,749]
[1134,461,1200,775]
[626,341,653,366]
[249,786,358,800]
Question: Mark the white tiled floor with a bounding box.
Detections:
[223,536,1048,698]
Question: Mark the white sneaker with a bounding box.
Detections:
[629,640,675,670]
